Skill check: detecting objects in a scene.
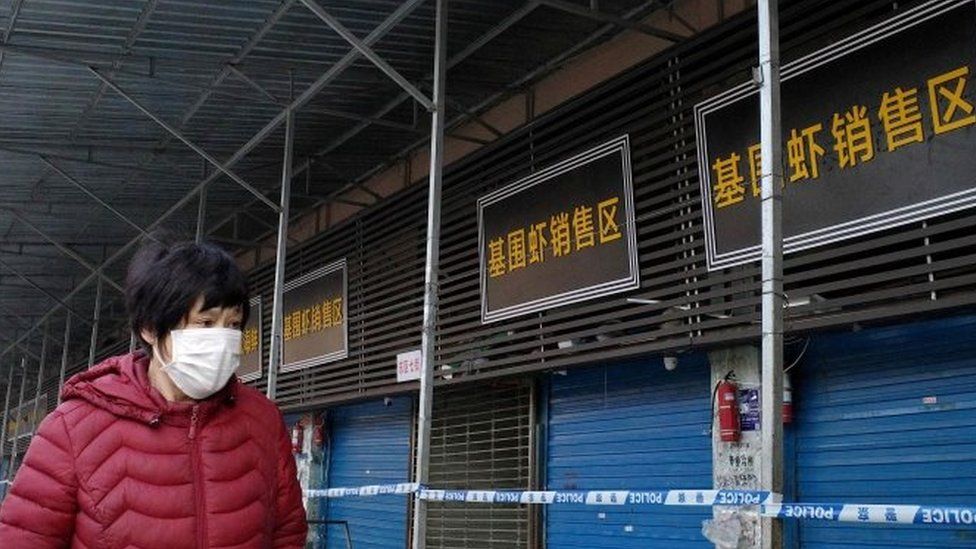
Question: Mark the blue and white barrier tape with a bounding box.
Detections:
[762,503,976,526]
[417,489,776,507]
[303,484,976,526]
[305,484,774,507]
[306,482,419,498]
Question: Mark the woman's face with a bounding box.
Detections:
[143,295,244,363]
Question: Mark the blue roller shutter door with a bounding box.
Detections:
[325,396,413,549]
[546,355,713,548]
[791,315,976,548]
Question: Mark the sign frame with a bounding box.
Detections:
[478,135,640,324]
[280,258,349,373]
[237,295,263,383]
[694,0,976,270]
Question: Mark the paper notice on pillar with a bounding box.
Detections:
[397,349,422,383]
[280,259,348,372]
[237,295,263,382]
[738,387,760,431]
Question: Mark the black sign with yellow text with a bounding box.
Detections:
[237,295,262,381]
[695,0,976,270]
[479,136,639,323]
[281,259,348,371]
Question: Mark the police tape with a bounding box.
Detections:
[761,503,976,526]
[306,482,420,498]
[306,485,775,507]
[417,489,776,507]
[304,485,976,526]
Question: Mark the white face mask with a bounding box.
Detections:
[157,328,241,400]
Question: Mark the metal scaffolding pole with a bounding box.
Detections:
[88,67,281,213]
[196,181,208,244]
[299,0,434,111]
[22,324,48,476]
[88,277,102,369]
[0,362,15,475]
[8,358,28,476]
[411,0,447,547]
[57,313,71,405]
[266,106,295,401]
[758,1,784,548]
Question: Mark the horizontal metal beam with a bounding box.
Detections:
[0,0,427,363]
[205,0,542,240]
[2,209,125,294]
[88,66,282,213]
[536,0,685,42]
[0,145,191,178]
[0,255,92,326]
[39,156,158,242]
[298,0,434,111]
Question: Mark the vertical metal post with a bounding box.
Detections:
[9,358,28,475]
[758,1,784,548]
[411,1,447,547]
[88,277,102,369]
[266,107,295,401]
[19,326,49,477]
[57,313,71,405]
[0,362,15,475]
[196,182,208,244]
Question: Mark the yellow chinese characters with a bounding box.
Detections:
[832,106,874,168]
[487,195,624,279]
[283,296,344,341]
[710,64,974,211]
[927,66,975,135]
[879,86,923,151]
[787,123,825,183]
[241,327,259,355]
[711,152,745,208]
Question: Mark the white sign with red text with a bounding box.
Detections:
[397,350,422,383]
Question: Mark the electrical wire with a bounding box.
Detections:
[784,338,811,373]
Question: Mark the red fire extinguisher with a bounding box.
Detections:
[782,371,794,424]
[717,378,741,442]
[291,419,305,454]
[312,416,326,448]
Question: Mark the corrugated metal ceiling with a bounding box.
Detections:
[0,0,674,376]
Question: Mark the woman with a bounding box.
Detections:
[0,238,307,548]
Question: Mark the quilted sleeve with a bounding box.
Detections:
[0,411,78,548]
[272,414,307,548]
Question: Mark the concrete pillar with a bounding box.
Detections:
[708,345,764,548]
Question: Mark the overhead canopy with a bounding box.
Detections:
[0,0,686,370]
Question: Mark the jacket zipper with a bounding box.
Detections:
[188,405,208,548]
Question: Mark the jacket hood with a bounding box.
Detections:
[61,352,238,427]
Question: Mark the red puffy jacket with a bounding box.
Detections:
[0,352,307,548]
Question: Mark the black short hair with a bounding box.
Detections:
[126,235,250,348]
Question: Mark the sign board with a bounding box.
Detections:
[5,393,48,441]
[237,295,263,382]
[281,259,348,372]
[396,349,422,383]
[695,0,976,270]
[478,135,640,323]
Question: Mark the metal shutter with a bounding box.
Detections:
[790,314,976,548]
[426,381,533,548]
[545,355,713,548]
[323,397,413,549]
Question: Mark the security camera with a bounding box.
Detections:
[383,397,393,407]
[663,356,678,371]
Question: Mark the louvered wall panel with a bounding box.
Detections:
[228,0,976,411]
